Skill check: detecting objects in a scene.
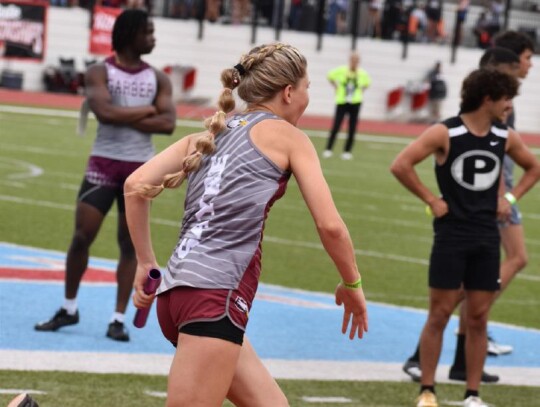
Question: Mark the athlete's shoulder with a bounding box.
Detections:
[440,115,462,130]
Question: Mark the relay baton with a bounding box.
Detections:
[133,268,162,328]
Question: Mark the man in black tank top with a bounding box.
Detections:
[390,69,540,407]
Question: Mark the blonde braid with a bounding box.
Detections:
[128,43,306,200]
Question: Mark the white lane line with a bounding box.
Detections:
[301,396,352,403]
[144,391,166,398]
[2,350,540,386]
[0,389,47,395]
[0,158,43,180]
[3,194,540,273]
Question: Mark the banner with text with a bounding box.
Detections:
[89,6,121,55]
[0,0,48,61]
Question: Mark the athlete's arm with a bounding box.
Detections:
[505,129,540,201]
[130,69,176,135]
[390,124,449,216]
[124,133,198,309]
[288,127,368,340]
[85,64,157,124]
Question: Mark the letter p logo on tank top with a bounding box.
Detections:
[451,150,500,191]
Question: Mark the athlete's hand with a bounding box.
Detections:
[335,284,368,340]
[428,197,448,218]
[132,263,159,309]
[497,196,512,223]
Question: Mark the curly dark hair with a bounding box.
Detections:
[112,9,149,53]
[494,30,535,56]
[460,68,519,113]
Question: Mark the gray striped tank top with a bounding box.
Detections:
[91,56,157,162]
[158,112,291,293]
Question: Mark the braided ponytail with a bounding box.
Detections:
[128,43,307,200]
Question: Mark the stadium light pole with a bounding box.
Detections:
[350,0,360,50]
[274,0,285,41]
[251,0,260,44]
[195,0,206,40]
[316,0,327,51]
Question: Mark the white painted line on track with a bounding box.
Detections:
[0,390,47,395]
[2,350,539,387]
[144,391,167,398]
[301,396,352,403]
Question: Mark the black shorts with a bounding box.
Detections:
[78,156,144,215]
[429,236,500,291]
[78,178,125,215]
[180,317,244,346]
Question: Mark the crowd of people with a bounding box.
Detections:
[47,0,530,49]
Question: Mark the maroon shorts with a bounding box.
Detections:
[85,156,143,188]
[156,249,261,345]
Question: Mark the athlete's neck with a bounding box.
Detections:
[115,52,144,70]
[460,111,492,137]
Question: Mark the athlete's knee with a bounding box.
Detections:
[465,310,489,332]
[70,230,93,252]
[427,308,452,330]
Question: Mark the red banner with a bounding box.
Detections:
[0,0,48,61]
[89,6,122,55]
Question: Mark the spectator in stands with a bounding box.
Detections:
[473,11,492,48]
[381,0,403,40]
[367,0,383,38]
[287,0,303,29]
[455,0,469,46]
[231,0,250,24]
[408,1,428,42]
[425,61,447,123]
[206,0,221,22]
[425,0,443,42]
[327,0,348,34]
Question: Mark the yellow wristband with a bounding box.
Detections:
[342,278,362,289]
[504,192,517,205]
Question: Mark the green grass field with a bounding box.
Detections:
[1,107,539,406]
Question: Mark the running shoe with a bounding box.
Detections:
[403,358,421,382]
[487,335,513,356]
[7,393,39,407]
[464,396,490,407]
[416,390,438,407]
[341,152,353,160]
[322,150,333,158]
[106,320,130,342]
[34,308,79,331]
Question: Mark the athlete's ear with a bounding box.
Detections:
[282,84,293,105]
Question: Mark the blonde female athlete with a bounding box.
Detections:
[124,43,368,407]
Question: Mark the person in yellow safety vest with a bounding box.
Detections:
[322,51,371,160]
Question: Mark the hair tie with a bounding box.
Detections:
[234,63,246,76]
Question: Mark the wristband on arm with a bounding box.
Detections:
[342,277,362,289]
[504,192,517,205]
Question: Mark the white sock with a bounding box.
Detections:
[110,312,125,323]
[63,298,77,315]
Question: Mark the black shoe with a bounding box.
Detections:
[106,320,130,342]
[402,358,421,382]
[34,308,79,331]
[449,367,499,383]
[8,393,39,407]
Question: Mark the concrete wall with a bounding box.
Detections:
[1,7,539,133]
